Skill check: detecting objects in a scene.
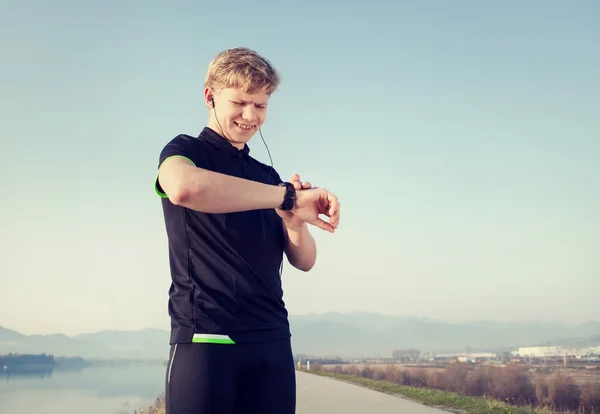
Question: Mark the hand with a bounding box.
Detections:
[277,174,314,229]
[290,173,313,191]
[289,187,341,233]
[276,174,340,233]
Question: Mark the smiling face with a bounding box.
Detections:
[202,48,281,149]
[205,87,270,149]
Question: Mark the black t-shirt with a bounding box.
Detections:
[154,127,290,345]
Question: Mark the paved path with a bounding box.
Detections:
[296,371,449,414]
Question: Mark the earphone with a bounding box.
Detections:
[210,96,284,276]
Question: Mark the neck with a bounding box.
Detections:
[206,120,245,150]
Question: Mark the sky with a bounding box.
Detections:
[1,0,598,336]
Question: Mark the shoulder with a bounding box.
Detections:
[158,134,212,168]
[160,134,200,152]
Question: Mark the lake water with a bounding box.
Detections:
[0,363,166,414]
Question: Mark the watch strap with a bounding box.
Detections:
[278,182,296,211]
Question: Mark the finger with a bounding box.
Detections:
[330,206,340,229]
[328,195,341,229]
[291,173,300,182]
[310,217,334,233]
[301,181,312,189]
[292,181,303,190]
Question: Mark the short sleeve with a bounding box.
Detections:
[154,135,198,198]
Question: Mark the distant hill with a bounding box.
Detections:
[0,326,27,342]
[531,333,600,349]
[0,325,169,360]
[1,313,600,359]
[287,313,600,357]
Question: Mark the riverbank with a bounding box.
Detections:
[302,368,548,413]
[301,362,600,414]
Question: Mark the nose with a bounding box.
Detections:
[241,105,256,123]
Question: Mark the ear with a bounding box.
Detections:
[204,87,214,109]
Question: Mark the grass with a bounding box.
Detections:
[300,368,556,414]
[124,396,164,414]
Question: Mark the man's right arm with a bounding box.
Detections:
[157,157,287,214]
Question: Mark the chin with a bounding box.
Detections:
[230,125,258,140]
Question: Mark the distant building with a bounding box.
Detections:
[433,352,496,363]
[392,349,421,362]
[512,346,600,358]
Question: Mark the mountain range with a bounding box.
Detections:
[288,313,600,357]
[2,312,600,360]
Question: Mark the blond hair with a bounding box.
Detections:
[204,47,281,95]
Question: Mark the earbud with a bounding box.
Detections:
[210,98,215,108]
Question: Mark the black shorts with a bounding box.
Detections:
[165,336,296,414]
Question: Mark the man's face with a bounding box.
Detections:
[207,87,270,149]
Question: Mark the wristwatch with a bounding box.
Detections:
[278,182,296,211]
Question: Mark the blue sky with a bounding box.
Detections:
[1,0,598,336]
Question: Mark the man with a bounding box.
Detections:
[154,47,341,414]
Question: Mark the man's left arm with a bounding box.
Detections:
[279,173,318,272]
[284,222,317,272]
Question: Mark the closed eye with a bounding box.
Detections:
[231,100,266,109]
